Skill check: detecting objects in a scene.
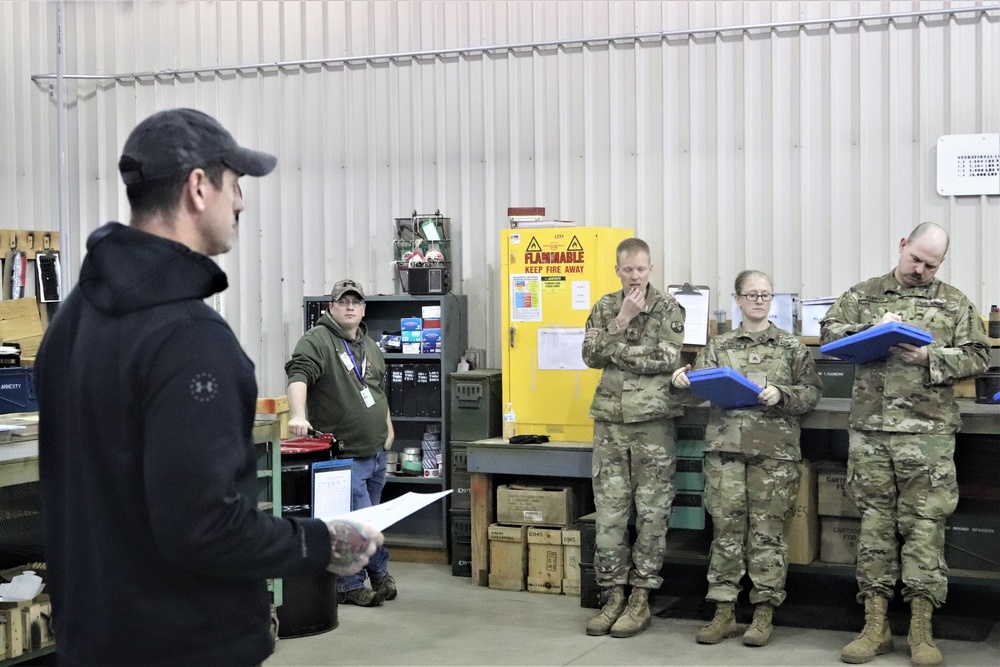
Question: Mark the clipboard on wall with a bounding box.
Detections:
[667,283,710,346]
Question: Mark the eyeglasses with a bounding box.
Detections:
[738,293,774,302]
[334,298,365,307]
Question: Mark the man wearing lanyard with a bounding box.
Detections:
[286,279,397,607]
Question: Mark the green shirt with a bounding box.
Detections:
[285,314,389,457]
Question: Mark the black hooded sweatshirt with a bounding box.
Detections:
[35,223,332,666]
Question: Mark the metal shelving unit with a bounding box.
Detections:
[303,293,468,550]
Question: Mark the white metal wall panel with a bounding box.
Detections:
[2,0,998,397]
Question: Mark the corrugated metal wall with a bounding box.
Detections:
[2,0,998,396]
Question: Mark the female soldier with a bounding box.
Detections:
[672,270,822,647]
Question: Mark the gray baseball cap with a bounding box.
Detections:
[118,108,276,185]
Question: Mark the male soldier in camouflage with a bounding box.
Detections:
[820,223,990,667]
[673,270,822,648]
[581,237,686,638]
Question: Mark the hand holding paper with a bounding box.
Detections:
[326,520,384,575]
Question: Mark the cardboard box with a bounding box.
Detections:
[20,600,53,651]
[820,516,862,564]
[676,457,705,491]
[527,527,563,594]
[421,305,441,319]
[945,511,1000,572]
[488,523,528,591]
[1,607,23,659]
[785,460,819,565]
[817,463,860,517]
[497,484,576,527]
[400,317,423,331]
[562,527,581,582]
[401,330,422,343]
[420,328,441,354]
[401,342,421,354]
[562,579,581,596]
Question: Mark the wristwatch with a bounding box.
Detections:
[607,319,621,335]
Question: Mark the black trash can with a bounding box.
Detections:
[277,438,339,638]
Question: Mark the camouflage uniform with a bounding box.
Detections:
[582,285,685,589]
[820,272,989,606]
[683,323,822,606]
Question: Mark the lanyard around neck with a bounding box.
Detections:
[343,339,366,386]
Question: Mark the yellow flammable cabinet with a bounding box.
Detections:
[500,227,633,442]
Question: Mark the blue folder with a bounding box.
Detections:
[819,321,933,365]
[686,367,763,409]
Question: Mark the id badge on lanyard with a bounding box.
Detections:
[341,344,375,408]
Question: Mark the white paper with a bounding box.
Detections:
[311,465,353,521]
[333,490,452,531]
[537,328,588,370]
[572,281,591,310]
[668,285,710,346]
[0,571,45,602]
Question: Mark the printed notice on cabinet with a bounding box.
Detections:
[538,328,587,370]
[511,274,542,322]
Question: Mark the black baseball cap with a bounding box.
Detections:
[118,108,277,186]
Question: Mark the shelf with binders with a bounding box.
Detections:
[301,293,467,551]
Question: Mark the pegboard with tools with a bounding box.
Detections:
[0,230,60,259]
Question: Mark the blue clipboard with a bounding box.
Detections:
[686,367,763,409]
[820,321,933,365]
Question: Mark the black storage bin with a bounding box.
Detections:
[276,505,338,637]
[277,440,338,637]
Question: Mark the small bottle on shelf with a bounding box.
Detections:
[502,402,516,441]
[990,305,1000,339]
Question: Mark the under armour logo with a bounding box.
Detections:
[190,372,220,403]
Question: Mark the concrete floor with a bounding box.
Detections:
[264,561,1000,667]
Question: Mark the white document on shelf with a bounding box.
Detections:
[332,490,452,532]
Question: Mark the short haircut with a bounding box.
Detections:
[616,238,650,261]
[734,270,772,295]
[126,162,227,221]
[907,222,950,255]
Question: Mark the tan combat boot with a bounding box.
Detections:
[696,602,738,644]
[841,596,894,663]
[610,587,651,638]
[908,596,943,667]
[742,602,774,647]
[585,585,626,636]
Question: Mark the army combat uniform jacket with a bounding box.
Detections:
[820,272,990,434]
[684,323,822,460]
[583,285,686,423]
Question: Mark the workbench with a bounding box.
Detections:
[467,398,1000,587]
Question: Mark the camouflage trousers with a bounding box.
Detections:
[592,418,676,589]
[847,430,958,606]
[703,452,799,606]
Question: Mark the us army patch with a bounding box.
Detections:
[671,321,684,333]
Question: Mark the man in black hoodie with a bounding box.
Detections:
[34,108,383,667]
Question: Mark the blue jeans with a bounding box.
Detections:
[338,450,391,592]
